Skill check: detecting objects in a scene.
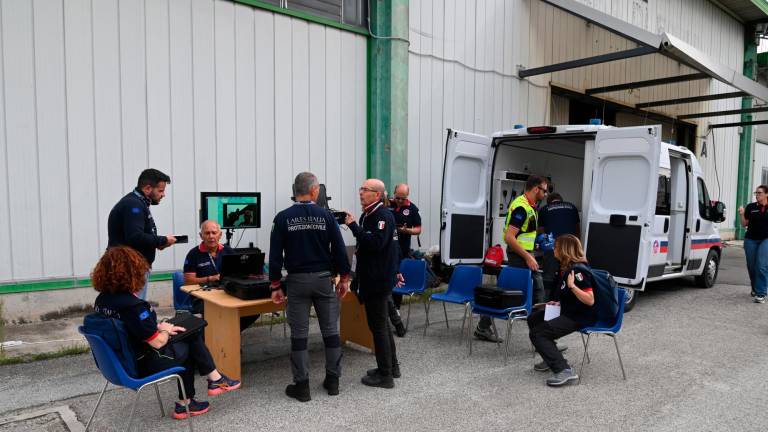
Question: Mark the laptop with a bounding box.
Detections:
[167,313,207,343]
[221,251,265,278]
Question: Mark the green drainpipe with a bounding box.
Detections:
[367,0,409,192]
[735,27,757,239]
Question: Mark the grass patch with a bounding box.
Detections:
[0,345,90,366]
[400,285,447,305]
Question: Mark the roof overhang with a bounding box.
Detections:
[522,0,768,127]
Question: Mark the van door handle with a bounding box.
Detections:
[663,218,669,233]
[696,219,700,232]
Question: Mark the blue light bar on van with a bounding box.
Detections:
[527,126,557,134]
[589,118,602,125]
[514,124,525,129]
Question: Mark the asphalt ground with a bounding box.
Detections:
[0,245,766,431]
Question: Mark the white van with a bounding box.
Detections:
[440,125,725,310]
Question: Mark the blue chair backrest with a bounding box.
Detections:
[172,271,191,311]
[610,288,626,332]
[497,266,533,311]
[400,259,427,293]
[79,326,142,390]
[445,266,483,300]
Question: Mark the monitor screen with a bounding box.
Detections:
[200,192,261,229]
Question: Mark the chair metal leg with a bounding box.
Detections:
[423,298,432,336]
[458,303,469,345]
[283,316,287,339]
[442,302,450,329]
[580,333,591,363]
[125,387,143,432]
[175,375,194,432]
[468,310,474,355]
[578,333,592,384]
[154,383,165,417]
[504,319,513,364]
[404,295,413,331]
[612,335,627,380]
[85,380,109,431]
[422,297,430,330]
[490,319,501,350]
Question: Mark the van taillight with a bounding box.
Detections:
[527,126,556,134]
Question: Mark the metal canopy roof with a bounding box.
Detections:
[524,0,768,127]
[715,0,768,23]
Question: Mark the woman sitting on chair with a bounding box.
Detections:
[527,234,596,387]
[91,246,241,419]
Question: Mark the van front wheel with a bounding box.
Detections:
[695,249,720,288]
[623,288,637,312]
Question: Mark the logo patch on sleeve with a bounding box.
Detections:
[378,221,386,230]
[139,310,150,320]
[575,273,584,282]
[514,212,524,220]
[131,207,141,214]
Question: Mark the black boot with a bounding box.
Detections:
[361,373,394,388]
[322,374,339,396]
[366,364,401,379]
[285,380,311,402]
[388,301,407,337]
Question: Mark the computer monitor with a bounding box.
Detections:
[200,192,261,229]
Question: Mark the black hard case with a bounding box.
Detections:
[474,285,524,309]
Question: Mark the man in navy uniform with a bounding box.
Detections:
[270,172,351,402]
[538,192,581,300]
[107,168,177,299]
[344,179,403,389]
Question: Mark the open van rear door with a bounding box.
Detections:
[585,126,661,286]
[440,129,492,265]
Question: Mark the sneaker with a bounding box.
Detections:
[207,374,241,396]
[285,380,311,402]
[322,374,339,396]
[534,361,550,372]
[366,364,401,379]
[361,373,394,389]
[546,368,579,387]
[751,290,756,297]
[172,399,210,420]
[474,327,503,343]
[394,322,407,337]
[754,296,766,304]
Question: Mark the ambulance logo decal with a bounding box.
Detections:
[378,221,386,230]
[403,209,410,216]
[653,240,659,254]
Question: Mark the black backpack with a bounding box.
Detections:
[83,313,139,377]
[572,263,619,324]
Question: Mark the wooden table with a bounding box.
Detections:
[183,285,373,380]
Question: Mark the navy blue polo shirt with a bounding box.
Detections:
[183,244,234,277]
[539,200,580,238]
[390,200,421,259]
[94,292,158,355]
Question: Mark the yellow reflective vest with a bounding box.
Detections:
[503,194,537,251]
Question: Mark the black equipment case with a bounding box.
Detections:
[224,277,272,300]
[474,285,524,309]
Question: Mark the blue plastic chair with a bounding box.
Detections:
[468,267,533,363]
[172,271,193,312]
[578,288,627,383]
[78,326,194,431]
[392,259,428,331]
[424,265,483,340]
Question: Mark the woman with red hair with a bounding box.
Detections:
[91,246,240,419]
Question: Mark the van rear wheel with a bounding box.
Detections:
[695,249,719,288]
[623,288,637,312]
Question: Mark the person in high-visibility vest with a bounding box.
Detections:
[474,175,548,343]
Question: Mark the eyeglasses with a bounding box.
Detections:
[538,186,548,194]
[359,187,377,193]
[755,191,764,195]
[393,197,407,201]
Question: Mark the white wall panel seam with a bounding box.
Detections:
[166,0,176,239]
[87,0,99,265]
[31,0,45,275]
[0,0,14,278]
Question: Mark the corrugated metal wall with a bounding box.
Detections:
[407,0,745,250]
[0,0,367,283]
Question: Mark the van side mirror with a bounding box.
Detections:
[708,201,726,223]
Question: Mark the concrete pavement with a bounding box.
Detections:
[1,245,766,431]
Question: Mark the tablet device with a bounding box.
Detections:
[167,314,207,343]
[174,235,189,244]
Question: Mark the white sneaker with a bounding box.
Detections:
[754,296,766,304]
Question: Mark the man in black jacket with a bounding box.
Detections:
[107,169,177,299]
[343,178,402,389]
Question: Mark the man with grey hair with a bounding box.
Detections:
[270,172,351,402]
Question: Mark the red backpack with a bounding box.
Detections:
[483,244,504,268]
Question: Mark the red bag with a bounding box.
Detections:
[483,244,504,268]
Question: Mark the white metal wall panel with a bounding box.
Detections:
[753,142,768,192]
[0,0,367,282]
[409,0,748,249]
